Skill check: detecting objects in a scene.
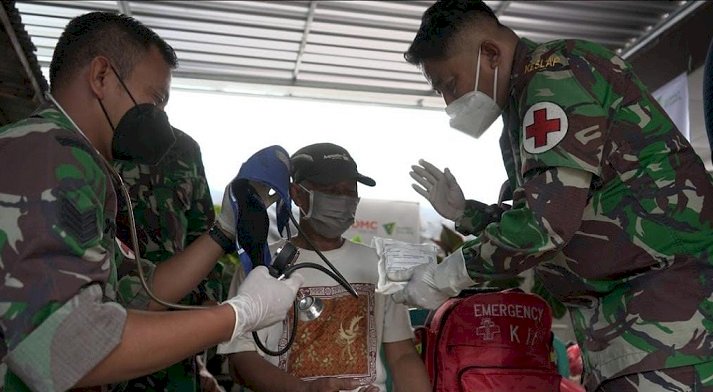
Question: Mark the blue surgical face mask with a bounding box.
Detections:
[299,184,359,238]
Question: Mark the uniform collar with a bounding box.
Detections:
[508,38,539,98]
[44,92,122,183]
[43,93,92,143]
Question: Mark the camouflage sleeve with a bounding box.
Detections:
[184,140,215,245]
[115,242,158,310]
[454,199,507,236]
[459,166,592,282]
[184,138,224,303]
[454,43,616,281]
[0,127,127,391]
[519,42,613,178]
[7,285,126,391]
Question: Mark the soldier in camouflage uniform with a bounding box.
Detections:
[0,12,302,391]
[398,1,713,391]
[113,127,221,391]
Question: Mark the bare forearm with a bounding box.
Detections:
[385,341,431,392]
[149,234,224,310]
[230,351,304,392]
[390,355,430,392]
[76,304,234,387]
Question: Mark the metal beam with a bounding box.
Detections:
[292,1,317,81]
[0,1,45,104]
[169,76,445,111]
[117,0,132,16]
[626,0,712,91]
[621,0,706,59]
[495,0,512,17]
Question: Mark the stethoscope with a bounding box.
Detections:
[119,147,357,356]
[47,93,204,310]
[254,212,358,356]
[48,93,357,355]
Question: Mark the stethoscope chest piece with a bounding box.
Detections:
[297,293,324,322]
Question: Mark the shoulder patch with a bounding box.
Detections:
[58,194,99,246]
[522,102,568,154]
[525,54,564,74]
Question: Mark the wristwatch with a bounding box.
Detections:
[208,223,235,253]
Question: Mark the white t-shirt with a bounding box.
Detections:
[219,239,414,392]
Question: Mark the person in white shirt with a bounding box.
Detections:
[219,143,431,392]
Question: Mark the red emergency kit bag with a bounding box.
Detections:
[421,289,582,392]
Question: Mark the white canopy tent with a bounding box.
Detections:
[15,0,703,108]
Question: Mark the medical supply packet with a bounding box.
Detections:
[373,237,438,295]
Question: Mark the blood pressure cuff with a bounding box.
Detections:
[232,179,270,274]
[229,145,292,275]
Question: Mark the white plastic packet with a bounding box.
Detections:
[373,237,438,295]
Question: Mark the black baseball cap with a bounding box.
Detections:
[291,143,376,187]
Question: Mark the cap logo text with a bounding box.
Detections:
[323,153,350,161]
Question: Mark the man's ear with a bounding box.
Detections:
[289,182,299,200]
[87,56,112,100]
[480,40,501,69]
[290,183,308,211]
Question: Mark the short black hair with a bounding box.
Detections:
[405,0,501,65]
[50,12,177,90]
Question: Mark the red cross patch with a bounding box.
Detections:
[522,102,568,154]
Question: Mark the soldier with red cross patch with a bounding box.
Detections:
[396,1,713,391]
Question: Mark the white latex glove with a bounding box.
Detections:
[216,181,279,237]
[223,266,304,341]
[391,263,450,310]
[409,159,465,221]
[391,251,475,309]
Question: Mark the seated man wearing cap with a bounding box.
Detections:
[220,143,430,392]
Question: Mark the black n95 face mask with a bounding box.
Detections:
[98,65,175,165]
[111,103,175,165]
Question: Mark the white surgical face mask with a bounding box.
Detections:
[299,184,359,238]
[445,47,502,138]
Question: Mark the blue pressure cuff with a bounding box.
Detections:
[230,145,293,275]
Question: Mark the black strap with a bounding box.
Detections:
[208,223,235,253]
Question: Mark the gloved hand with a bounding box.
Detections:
[391,251,475,309]
[409,159,465,221]
[216,181,279,237]
[223,266,304,341]
[390,262,450,310]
